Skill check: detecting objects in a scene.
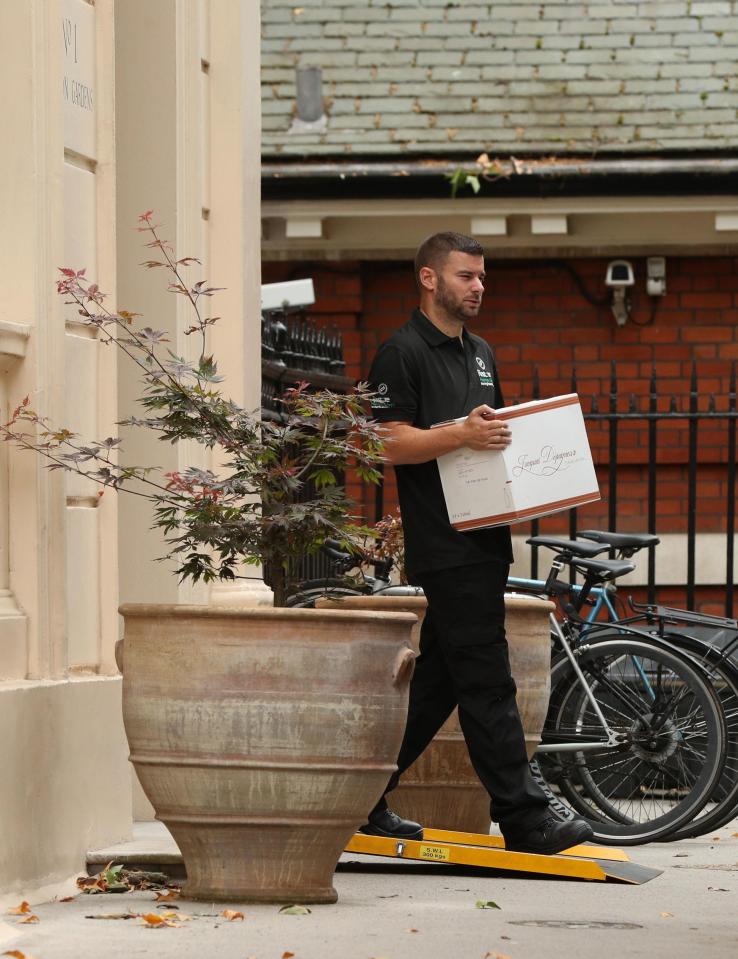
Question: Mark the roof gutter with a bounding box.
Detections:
[262,156,738,180]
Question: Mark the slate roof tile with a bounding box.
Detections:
[261,0,738,157]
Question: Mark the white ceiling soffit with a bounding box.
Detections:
[262,197,738,260]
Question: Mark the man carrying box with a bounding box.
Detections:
[361,231,593,855]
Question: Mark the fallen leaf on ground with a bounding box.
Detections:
[140,912,179,927]
[660,912,674,918]
[279,905,310,915]
[485,952,512,959]
[406,927,419,932]
[102,863,125,885]
[59,896,76,902]
[76,875,108,894]
[476,900,501,910]
[712,837,721,841]
[221,909,245,921]
[7,902,31,915]
[18,915,39,924]
[155,889,180,902]
[4,952,39,959]
[731,832,738,838]
[282,953,295,958]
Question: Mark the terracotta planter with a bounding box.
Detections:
[117,604,416,903]
[316,593,553,834]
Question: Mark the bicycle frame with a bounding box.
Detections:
[508,572,684,756]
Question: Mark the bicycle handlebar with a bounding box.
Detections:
[320,539,394,582]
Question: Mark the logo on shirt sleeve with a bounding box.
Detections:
[475,356,494,387]
[371,382,392,408]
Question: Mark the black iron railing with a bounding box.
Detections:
[261,309,353,589]
[526,361,738,616]
[261,309,348,419]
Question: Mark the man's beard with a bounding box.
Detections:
[436,276,481,322]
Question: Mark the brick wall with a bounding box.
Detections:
[263,255,738,610]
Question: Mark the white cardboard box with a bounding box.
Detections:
[435,394,600,530]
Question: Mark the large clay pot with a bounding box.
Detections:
[117,604,416,903]
[316,593,553,834]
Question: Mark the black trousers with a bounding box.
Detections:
[374,560,550,830]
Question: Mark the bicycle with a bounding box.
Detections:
[516,533,736,841]
[520,530,738,840]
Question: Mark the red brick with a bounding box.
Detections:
[313,295,362,313]
[524,276,566,294]
[573,345,599,361]
[559,327,611,344]
[682,326,734,343]
[691,343,716,359]
[688,257,733,275]
[520,346,571,362]
[664,276,692,292]
[680,292,733,309]
[365,274,413,295]
[638,327,680,343]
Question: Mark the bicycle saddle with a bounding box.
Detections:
[578,530,660,556]
[568,557,636,581]
[526,536,608,558]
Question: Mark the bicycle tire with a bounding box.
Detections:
[536,636,725,844]
[285,585,367,608]
[577,624,738,839]
[650,631,738,839]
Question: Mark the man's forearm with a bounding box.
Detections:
[381,422,466,465]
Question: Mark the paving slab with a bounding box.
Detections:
[4,817,737,959]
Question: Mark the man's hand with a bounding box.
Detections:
[460,405,512,451]
[379,407,511,465]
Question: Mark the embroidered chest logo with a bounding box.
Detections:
[475,356,494,387]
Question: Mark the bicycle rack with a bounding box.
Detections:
[344,827,661,885]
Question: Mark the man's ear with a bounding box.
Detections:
[418,266,436,292]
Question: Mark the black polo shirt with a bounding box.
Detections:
[368,309,513,582]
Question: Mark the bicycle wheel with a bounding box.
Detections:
[652,633,738,839]
[587,623,738,838]
[285,585,366,608]
[536,636,726,844]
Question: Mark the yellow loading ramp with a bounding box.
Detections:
[345,827,661,884]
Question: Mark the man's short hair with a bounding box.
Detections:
[414,232,484,287]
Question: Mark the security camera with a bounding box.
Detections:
[604,260,634,326]
[260,278,315,313]
[605,260,635,288]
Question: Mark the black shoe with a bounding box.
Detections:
[503,815,594,856]
[358,808,423,841]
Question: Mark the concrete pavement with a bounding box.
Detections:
[2,816,736,959]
